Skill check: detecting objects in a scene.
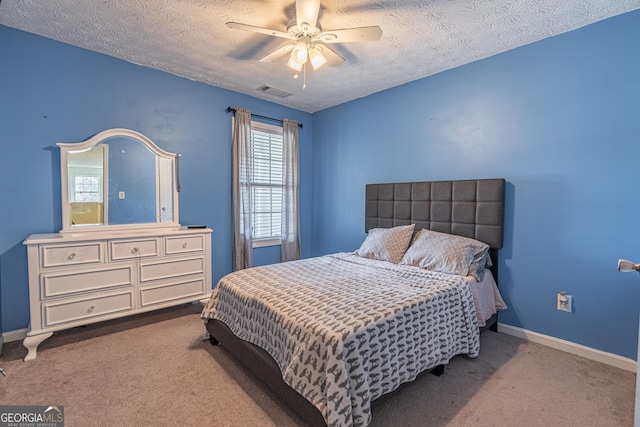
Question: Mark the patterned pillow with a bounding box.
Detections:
[469,248,492,281]
[355,224,415,264]
[400,229,489,277]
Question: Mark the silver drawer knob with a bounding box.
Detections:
[87,305,95,313]
[131,247,139,254]
[182,243,188,248]
[67,252,76,260]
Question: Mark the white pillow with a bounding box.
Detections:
[400,229,489,277]
[355,224,415,264]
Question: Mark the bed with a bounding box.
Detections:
[202,178,506,426]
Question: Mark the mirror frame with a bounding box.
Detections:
[58,128,180,234]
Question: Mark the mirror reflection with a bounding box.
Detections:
[59,129,179,233]
[67,145,105,225]
[105,136,157,225]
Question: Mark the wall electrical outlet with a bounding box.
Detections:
[557,292,572,313]
[118,191,125,199]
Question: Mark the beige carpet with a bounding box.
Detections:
[0,303,635,427]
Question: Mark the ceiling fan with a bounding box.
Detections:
[226,0,382,75]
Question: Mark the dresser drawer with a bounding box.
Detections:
[139,278,205,307]
[41,266,133,299]
[165,235,205,255]
[110,238,159,261]
[139,257,204,282]
[42,291,134,328]
[41,242,104,268]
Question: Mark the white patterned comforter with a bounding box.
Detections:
[201,253,480,427]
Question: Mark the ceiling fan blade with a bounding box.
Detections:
[317,45,344,67]
[259,44,295,62]
[296,0,321,31]
[317,26,383,43]
[226,22,294,40]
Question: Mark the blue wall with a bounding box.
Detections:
[0,25,312,332]
[107,136,156,224]
[2,9,640,360]
[311,10,640,359]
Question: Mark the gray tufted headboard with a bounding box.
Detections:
[365,178,505,249]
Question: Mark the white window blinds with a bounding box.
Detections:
[73,175,101,202]
[250,122,283,242]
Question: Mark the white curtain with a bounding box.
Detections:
[232,108,253,270]
[281,118,301,262]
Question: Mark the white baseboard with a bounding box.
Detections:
[3,328,27,344]
[498,323,637,373]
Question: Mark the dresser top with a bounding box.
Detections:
[24,226,212,245]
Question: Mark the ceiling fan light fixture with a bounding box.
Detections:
[309,46,327,70]
[287,55,303,71]
[227,0,381,77]
[292,41,308,64]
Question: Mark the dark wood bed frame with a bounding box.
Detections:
[206,178,505,426]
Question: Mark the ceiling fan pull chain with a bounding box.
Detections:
[303,63,307,90]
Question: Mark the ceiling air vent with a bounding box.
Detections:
[256,85,292,98]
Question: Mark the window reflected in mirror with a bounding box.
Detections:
[68,145,105,226]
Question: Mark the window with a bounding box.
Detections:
[73,175,101,202]
[250,121,283,246]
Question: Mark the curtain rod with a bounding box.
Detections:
[225,107,303,128]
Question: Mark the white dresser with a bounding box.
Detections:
[22,227,212,360]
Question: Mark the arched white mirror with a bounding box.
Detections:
[58,128,180,234]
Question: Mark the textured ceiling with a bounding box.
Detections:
[1,0,639,113]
